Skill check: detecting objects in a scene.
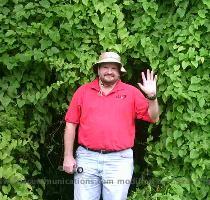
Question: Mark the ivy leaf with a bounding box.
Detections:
[40,0,50,8]
[177,8,185,18]
[198,10,206,19]
[40,39,52,50]
[17,99,25,108]
[2,185,11,194]
[50,47,60,54]
[27,94,36,103]
[191,76,201,84]
[190,149,199,159]
[48,29,60,43]
[191,61,198,68]
[0,0,8,6]
[5,30,16,37]
[0,93,11,107]
[178,46,185,52]
[203,0,210,9]
[198,98,205,108]
[171,182,184,195]
[182,61,189,69]
[35,161,42,171]
[173,65,180,71]
[173,130,182,140]
[178,149,187,157]
[82,0,88,6]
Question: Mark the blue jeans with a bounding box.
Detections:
[74,146,134,200]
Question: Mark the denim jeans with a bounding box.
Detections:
[74,146,134,200]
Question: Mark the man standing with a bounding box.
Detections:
[63,52,159,200]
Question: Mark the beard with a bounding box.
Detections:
[99,74,120,86]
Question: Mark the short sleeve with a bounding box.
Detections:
[133,87,154,123]
[65,86,83,124]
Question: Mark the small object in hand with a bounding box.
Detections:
[76,167,83,173]
[58,165,83,173]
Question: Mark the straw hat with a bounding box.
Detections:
[93,52,126,73]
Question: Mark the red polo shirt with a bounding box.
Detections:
[65,78,154,150]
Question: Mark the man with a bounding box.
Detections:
[63,52,160,200]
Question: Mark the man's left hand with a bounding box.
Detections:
[138,69,157,97]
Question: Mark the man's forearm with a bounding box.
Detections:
[148,99,160,122]
[64,122,77,157]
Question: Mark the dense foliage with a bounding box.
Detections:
[0,0,209,199]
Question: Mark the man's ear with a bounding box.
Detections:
[97,65,100,76]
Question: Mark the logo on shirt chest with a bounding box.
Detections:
[115,94,127,99]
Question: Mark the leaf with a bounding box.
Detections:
[203,0,210,9]
[182,61,189,69]
[177,105,184,113]
[156,157,164,166]
[35,161,42,170]
[5,30,16,37]
[173,65,180,71]
[191,61,198,68]
[25,2,35,9]
[177,8,185,18]
[27,94,35,103]
[188,47,195,58]
[50,47,60,54]
[34,48,45,60]
[82,0,88,6]
[190,149,199,159]
[32,170,40,176]
[200,57,204,63]
[178,46,185,52]
[0,94,11,107]
[173,130,182,140]
[40,39,52,50]
[40,0,50,8]
[35,92,41,100]
[191,76,201,84]
[48,28,60,43]
[198,10,206,19]
[198,98,205,108]
[2,185,11,194]
[188,84,200,91]
[17,99,25,108]
[178,149,186,157]
[0,0,8,6]
[19,52,32,62]
[171,182,184,195]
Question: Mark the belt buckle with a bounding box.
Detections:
[100,150,107,154]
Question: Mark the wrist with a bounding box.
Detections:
[145,93,157,100]
[64,153,74,158]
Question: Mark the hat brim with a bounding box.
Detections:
[93,58,126,73]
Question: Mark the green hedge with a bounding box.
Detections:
[0,0,209,199]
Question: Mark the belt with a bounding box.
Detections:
[80,144,124,154]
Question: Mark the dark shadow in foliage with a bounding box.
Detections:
[40,114,77,200]
[124,58,162,196]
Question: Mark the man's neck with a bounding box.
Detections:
[99,79,119,95]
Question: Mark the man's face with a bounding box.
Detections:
[98,63,120,85]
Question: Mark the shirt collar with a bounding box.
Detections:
[90,78,125,92]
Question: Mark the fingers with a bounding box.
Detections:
[150,70,154,80]
[138,83,145,91]
[143,69,157,81]
[154,74,157,83]
[141,72,146,83]
[63,162,76,174]
[63,165,74,174]
[147,69,151,80]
